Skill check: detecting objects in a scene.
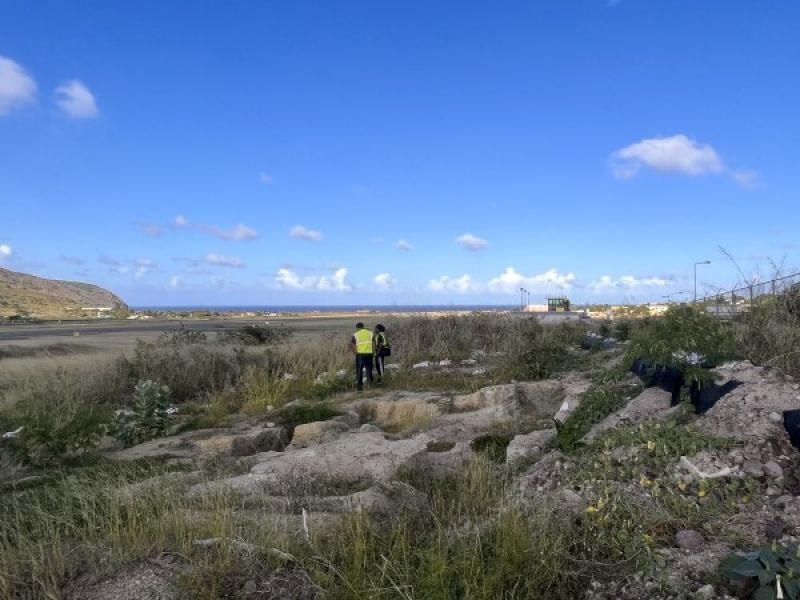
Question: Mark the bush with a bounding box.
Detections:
[735,289,800,378]
[110,380,171,447]
[273,402,341,436]
[219,324,294,345]
[3,401,107,466]
[628,305,737,385]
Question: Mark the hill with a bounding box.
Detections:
[0,267,128,318]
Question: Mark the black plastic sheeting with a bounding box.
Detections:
[783,410,800,450]
[630,358,741,414]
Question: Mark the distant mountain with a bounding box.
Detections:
[0,268,128,318]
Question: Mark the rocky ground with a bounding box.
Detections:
[64,356,800,599]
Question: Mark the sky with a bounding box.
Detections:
[1,1,798,307]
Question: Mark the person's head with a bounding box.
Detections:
[376,324,385,332]
[356,322,365,330]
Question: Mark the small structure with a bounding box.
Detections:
[547,297,571,312]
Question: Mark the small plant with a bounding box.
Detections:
[219,324,294,345]
[4,405,106,466]
[719,543,800,599]
[273,402,341,436]
[110,380,172,447]
[471,433,512,463]
[157,323,207,345]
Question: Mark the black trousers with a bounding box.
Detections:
[356,354,374,389]
[375,354,385,379]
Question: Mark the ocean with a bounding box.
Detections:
[133,304,517,313]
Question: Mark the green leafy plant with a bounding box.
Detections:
[4,405,106,466]
[719,543,800,599]
[110,379,171,447]
[628,305,737,385]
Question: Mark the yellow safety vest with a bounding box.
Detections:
[354,329,373,354]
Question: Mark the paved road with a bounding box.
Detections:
[0,319,263,342]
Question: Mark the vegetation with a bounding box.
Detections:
[719,543,800,600]
[110,379,172,447]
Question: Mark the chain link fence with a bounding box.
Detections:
[698,272,800,318]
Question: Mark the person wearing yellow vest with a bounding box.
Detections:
[349,322,374,390]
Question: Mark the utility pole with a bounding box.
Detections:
[694,261,711,303]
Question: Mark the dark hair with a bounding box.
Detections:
[356,322,365,329]
[376,324,385,332]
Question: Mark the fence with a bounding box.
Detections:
[697,271,800,318]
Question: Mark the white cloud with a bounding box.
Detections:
[60,254,85,265]
[134,258,157,279]
[54,80,99,119]
[396,240,415,252]
[173,215,188,228]
[289,225,323,242]
[0,56,36,116]
[0,244,11,259]
[731,169,759,189]
[373,273,396,290]
[259,172,273,184]
[139,222,165,237]
[206,223,259,241]
[428,274,480,294]
[206,253,245,268]
[611,134,724,179]
[456,233,489,251]
[487,267,576,294]
[427,267,576,295]
[589,275,670,291]
[275,267,351,292]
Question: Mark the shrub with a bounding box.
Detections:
[156,324,207,345]
[110,380,171,447]
[219,324,294,346]
[628,305,737,385]
[3,401,107,466]
[273,402,341,436]
[735,289,800,378]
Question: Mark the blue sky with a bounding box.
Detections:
[1,1,798,306]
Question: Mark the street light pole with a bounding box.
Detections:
[694,261,711,303]
[520,287,524,312]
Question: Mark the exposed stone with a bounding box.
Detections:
[412,361,431,369]
[675,529,705,551]
[290,421,349,449]
[585,388,672,442]
[696,584,714,599]
[763,460,784,478]
[282,373,298,381]
[242,580,257,594]
[385,363,402,371]
[765,517,786,541]
[460,359,477,366]
[769,411,784,424]
[506,429,556,467]
[190,432,430,497]
[438,359,452,367]
[358,423,383,433]
[742,460,765,477]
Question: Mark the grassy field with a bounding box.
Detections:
[0,297,798,598]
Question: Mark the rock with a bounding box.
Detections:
[742,460,765,477]
[451,381,564,418]
[471,368,487,376]
[230,427,289,457]
[404,442,473,478]
[333,411,360,428]
[506,429,556,467]
[696,584,714,599]
[190,432,430,497]
[314,372,330,385]
[438,359,452,367]
[769,411,784,424]
[764,460,784,478]
[470,349,486,359]
[774,495,794,508]
[335,369,348,378]
[310,481,427,520]
[460,359,477,366]
[584,388,672,442]
[290,420,349,448]
[358,423,383,433]
[242,580,257,594]
[385,363,402,371]
[282,373,298,381]
[675,529,705,551]
[412,361,431,369]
